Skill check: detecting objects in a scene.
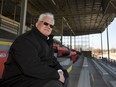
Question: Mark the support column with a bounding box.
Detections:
[101,33,103,59]
[0,0,4,14]
[106,23,110,60]
[18,0,28,35]
[70,32,72,49]
[74,36,76,49]
[61,17,63,45]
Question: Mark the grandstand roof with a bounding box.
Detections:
[1,0,116,36]
[27,0,116,36]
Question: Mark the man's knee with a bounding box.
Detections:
[64,77,69,87]
[43,80,63,87]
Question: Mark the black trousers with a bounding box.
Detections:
[0,76,69,87]
[43,78,69,87]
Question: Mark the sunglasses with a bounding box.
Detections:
[41,21,54,28]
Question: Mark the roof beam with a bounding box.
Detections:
[55,10,103,18]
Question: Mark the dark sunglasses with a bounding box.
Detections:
[41,21,54,28]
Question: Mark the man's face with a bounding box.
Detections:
[36,16,54,36]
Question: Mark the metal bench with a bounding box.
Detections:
[77,57,91,87]
[110,81,116,87]
[83,57,88,67]
[100,62,116,78]
[92,59,108,75]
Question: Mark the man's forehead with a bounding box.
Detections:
[42,16,54,24]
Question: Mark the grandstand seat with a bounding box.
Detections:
[0,50,8,78]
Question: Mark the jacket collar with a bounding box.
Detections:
[32,26,48,41]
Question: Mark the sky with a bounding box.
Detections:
[90,17,116,49]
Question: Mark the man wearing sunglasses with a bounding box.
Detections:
[0,12,69,87]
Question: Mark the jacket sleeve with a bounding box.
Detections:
[51,57,69,78]
[11,38,60,80]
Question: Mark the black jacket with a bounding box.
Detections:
[0,26,68,87]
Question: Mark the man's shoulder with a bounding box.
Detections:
[17,30,34,40]
[12,29,43,48]
[12,30,34,44]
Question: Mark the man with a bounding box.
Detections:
[0,12,69,87]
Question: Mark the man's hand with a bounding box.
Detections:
[58,69,65,83]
